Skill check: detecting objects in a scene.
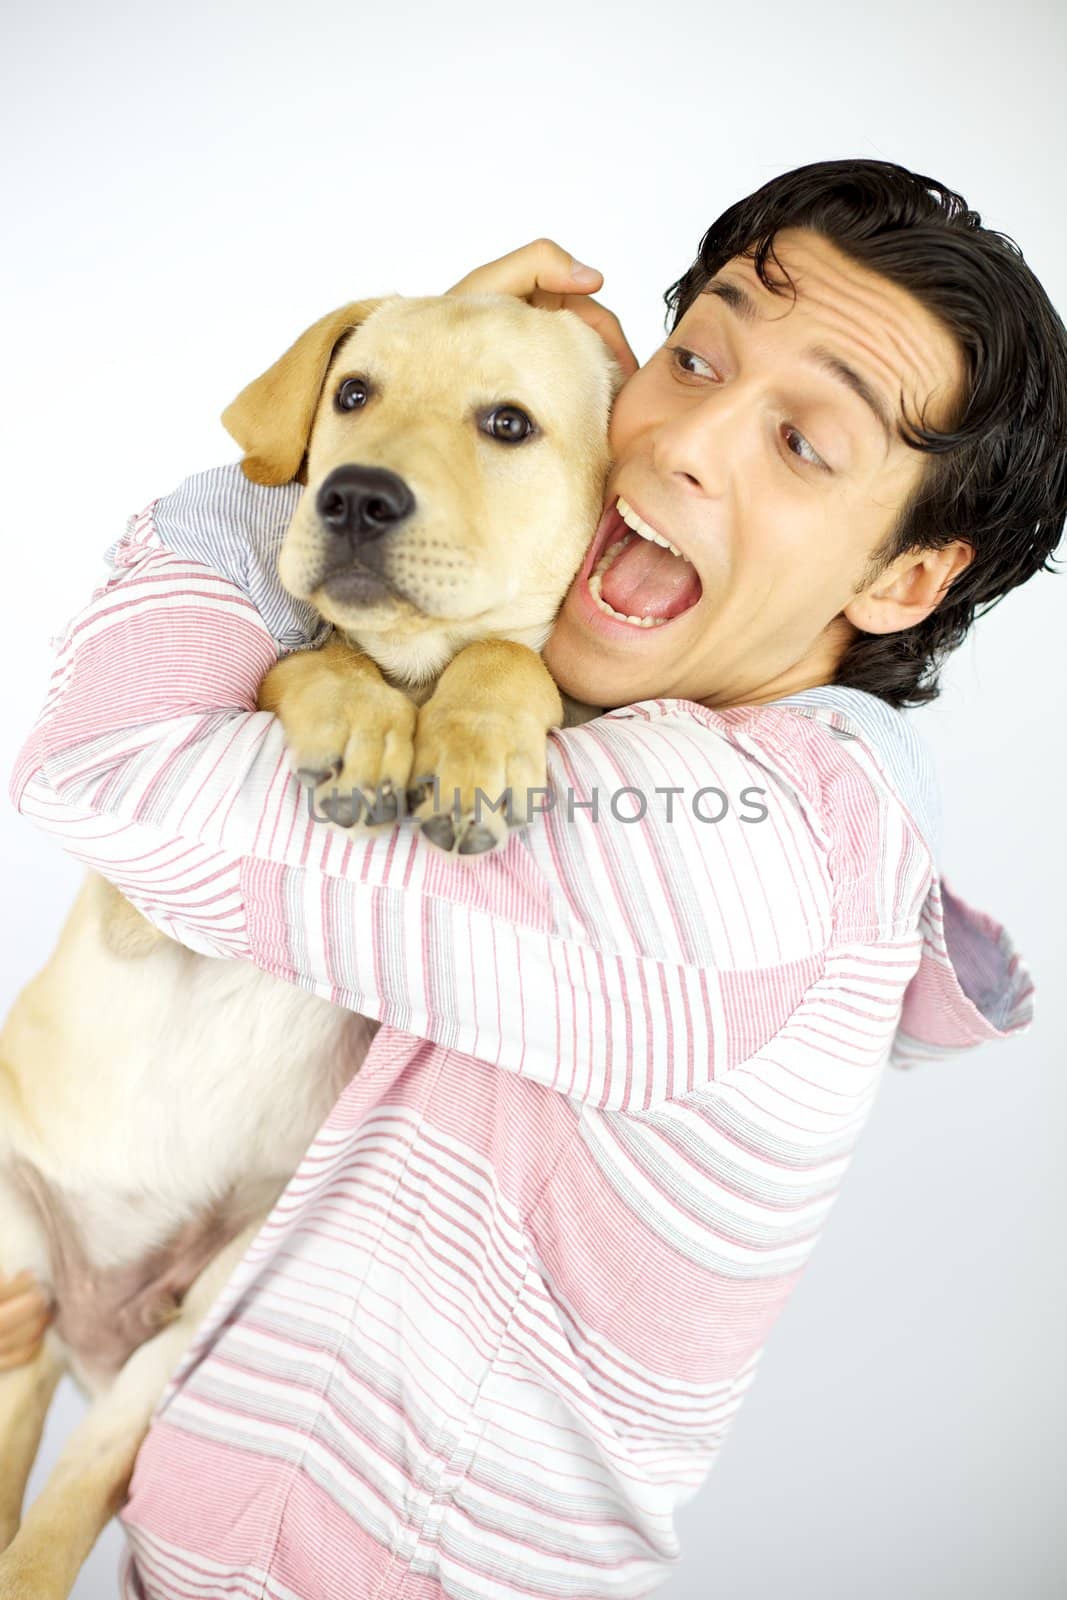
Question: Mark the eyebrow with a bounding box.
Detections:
[702,280,895,447]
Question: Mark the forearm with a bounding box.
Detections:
[9,477,839,1109]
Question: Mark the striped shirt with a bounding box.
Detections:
[10,464,1034,1599]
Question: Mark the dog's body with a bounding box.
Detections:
[0,293,617,1599]
[2,872,372,1386]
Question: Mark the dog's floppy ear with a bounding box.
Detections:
[221,299,387,486]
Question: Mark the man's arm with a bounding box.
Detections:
[9,483,924,1111]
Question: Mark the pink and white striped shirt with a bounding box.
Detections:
[10,465,1034,1599]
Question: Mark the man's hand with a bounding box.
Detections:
[448,237,639,378]
[0,1270,53,1370]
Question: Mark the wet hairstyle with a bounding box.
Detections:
[664,158,1067,707]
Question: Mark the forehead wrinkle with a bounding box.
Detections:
[817,303,957,435]
[804,345,892,447]
[799,273,943,387]
[699,276,904,451]
[777,243,959,399]
[713,249,958,441]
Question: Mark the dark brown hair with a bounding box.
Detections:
[665,159,1067,707]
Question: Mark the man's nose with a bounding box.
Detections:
[316,465,416,544]
[650,388,746,497]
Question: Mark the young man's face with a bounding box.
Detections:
[543,227,971,710]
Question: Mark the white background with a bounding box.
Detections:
[3,1,1064,1595]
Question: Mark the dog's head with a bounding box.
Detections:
[222,294,621,683]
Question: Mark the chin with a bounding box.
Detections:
[552,595,692,702]
[543,640,639,711]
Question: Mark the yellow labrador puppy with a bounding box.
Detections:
[0,292,618,1600]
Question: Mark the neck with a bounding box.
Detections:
[702,615,855,711]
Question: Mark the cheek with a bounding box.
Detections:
[607,371,656,457]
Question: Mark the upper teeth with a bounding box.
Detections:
[616,496,689,562]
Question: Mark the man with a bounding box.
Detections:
[5,159,1066,1597]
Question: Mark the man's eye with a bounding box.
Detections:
[671,346,717,380]
[782,425,827,471]
[336,377,371,411]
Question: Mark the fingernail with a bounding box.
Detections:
[570,259,600,285]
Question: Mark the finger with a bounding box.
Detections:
[0,1288,52,1334]
[0,1269,36,1300]
[527,291,640,378]
[0,1335,49,1372]
[448,237,603,299]
[0,1311,51,1358]
[527,288,567,313]
[556,295,641,378]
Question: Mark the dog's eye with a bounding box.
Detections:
[483,405,535,444]
[336,377,371,412]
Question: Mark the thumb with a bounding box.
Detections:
[448,238,603,299]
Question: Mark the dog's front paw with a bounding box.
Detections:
[409,703,551,856]
[406,639,562,857]
[260,639,418,835]
[293,680,417,834]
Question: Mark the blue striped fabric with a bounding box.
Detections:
[105,462,329,653]
[105,463,943,866]
[775,684,943,867]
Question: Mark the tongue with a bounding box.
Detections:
[600,535,702,620]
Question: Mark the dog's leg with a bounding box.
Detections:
[259,633,417,830]
[0,1342,64,1550]
[0,1168,63,1551]
[411,638,564,853]
[0,1219,262,1600]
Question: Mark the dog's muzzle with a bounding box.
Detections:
[317,465,415,547]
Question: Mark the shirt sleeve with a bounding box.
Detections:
[7,483,917,1111]
[889,875,1035,1068]
[776,698,1037,1071]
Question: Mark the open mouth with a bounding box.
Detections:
[583,497,703,629]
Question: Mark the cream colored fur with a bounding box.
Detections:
[0,293,617,1599]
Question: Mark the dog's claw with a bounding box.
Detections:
[420,815,455,851]
[311,779,404,832]
[297,760,342,789]
[319,789,360,828]
[367,783,400,824]
[457,824,498,856]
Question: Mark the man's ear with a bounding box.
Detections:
[845,540,975,633]
[221,299,389,486]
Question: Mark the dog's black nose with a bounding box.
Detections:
[316,465,415,544]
